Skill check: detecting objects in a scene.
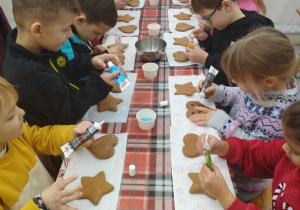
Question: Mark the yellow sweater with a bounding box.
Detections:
[0,123,75,210]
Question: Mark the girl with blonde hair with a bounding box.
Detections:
[190,27,299,200]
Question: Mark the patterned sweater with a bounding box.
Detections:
[207,78,297,141]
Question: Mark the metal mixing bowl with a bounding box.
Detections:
[135,37,167,61]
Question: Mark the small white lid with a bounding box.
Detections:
[93,120,105,130]
[107,61,114,68]
[160,100,168,107]
[199,92,205,98]
[129,164,136,176]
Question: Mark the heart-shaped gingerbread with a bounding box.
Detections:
[118,25,138,33]
[87,135,118,159]
[182,133,201,158]
[175,23,195,32]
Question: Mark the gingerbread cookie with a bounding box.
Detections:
[188,173,215,199]
[107,43,129,50]
[118,53,125,65]
[173,51,189,62]
[97,94,123,112]
[127,0,139,7]
[118,25,138,33]
[87,135,118,159]
[174,12,192,20]
[174,82,196,96]
[173,36,189,47]
[179,0,189,3]
[182,133,201,158]
[111,85,122,93]
[186,101,212,118]
[117,14,135,23]
[80,171,114,205]
[175,23,195,32]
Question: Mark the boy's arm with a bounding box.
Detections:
[221,137,286,178]
[23,123,75,155]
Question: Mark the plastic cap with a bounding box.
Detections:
[160,100,168,107]
[107,61,114,69]
[199,92,205,98]
[129,164,136,176]
[93,120,105,130]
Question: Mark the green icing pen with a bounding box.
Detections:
[205,133,213,171]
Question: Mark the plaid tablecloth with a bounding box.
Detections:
[60,1,208,209]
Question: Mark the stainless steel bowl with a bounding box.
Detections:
[135,37,167,61]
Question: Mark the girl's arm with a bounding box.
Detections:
[208,85,240,107]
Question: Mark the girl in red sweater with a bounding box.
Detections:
[196,100,300,209]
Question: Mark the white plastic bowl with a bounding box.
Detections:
[142,62,159,79]
[136,109,156,130]
[147,23,161,36]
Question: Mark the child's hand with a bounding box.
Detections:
[191,28,208,41]
[197,16,214,32]
[108,46,125,55]
[91,54,128,77]
[114,0,128,9]
[184,47,208,64]
[41,175,82,210]
[189,107,217,126]
[94,45,107,53]
[198,164,235,204]
[196,133,228,156]
[73,121,95,146]
[196,80,216,98]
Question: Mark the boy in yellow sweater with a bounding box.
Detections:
[0,76,96,209]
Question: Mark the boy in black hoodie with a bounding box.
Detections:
[4,0,125,127]
[187,0,274,86]
[61,0,124,63]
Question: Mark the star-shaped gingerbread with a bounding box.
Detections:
[117,14,135,23]
[174,82,196,95]
[182,133,201,158]
[80,171,114,205]
[97,94,123,112]
[175,22,195,32]
[188,173,215,199]
[127,0,139,7]
[174,12,193,20]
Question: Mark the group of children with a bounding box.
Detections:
[0,0,299,209]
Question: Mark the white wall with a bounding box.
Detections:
[0,0,15,28]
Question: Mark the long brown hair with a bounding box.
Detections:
[221,27,299,102]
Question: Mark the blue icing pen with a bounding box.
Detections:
[108,61,130,92]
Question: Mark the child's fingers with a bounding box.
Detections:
[194,106,209,112]
[61,184,82,198]
[61,189,83,204]
[212,164,221,175]
[59,175,78,190]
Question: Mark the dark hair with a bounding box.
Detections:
[77,0,117,27]
[282,101,300,143]
[12,0,80,29]
[191,0,228,14]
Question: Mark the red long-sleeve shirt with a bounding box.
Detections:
[221,137,300,209]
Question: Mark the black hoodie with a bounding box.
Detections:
[4,28,112,127]
[199,9,274,86]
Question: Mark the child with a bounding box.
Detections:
[187,0,273,86]
[4,0,124,127]
[61,0,124,62]
[0,76,95,209]
[195,100,300,209]
[190,27,299,200]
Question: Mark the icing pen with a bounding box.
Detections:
[187,33,195,49]
[205,133,213,171]
[108,61,130,92]
[61,121,104,159]
[199,65,219,98]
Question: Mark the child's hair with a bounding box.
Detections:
[221,27,299,102]
[77,0,117,27]
[0,77,18,110]
[191,0,266,15]
[282,101,300,143]
[12,0,81,29]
